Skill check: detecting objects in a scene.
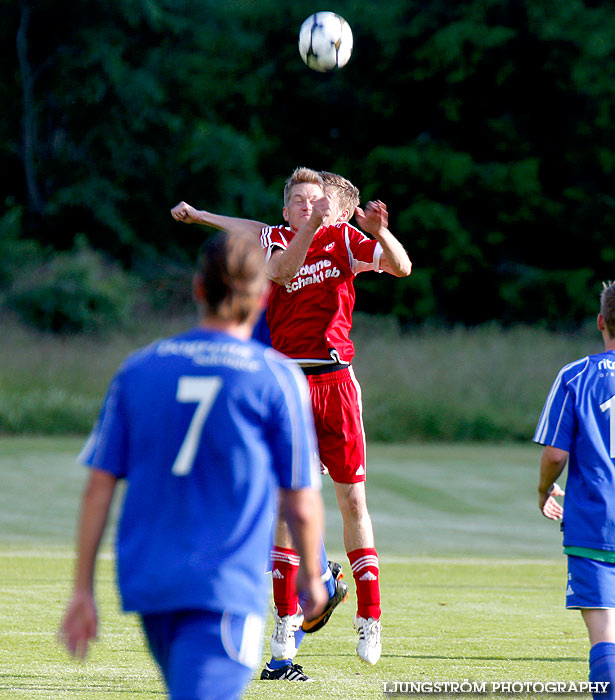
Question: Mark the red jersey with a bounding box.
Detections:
[260,222,383,363]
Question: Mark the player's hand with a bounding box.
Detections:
[296,572,328,621]
[59,590,98,659]
[171,201,199,224]
[354,200,389,236]
[539,483,565,520]
[309,196,332,230]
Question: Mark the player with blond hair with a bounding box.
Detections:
[171,168,411,673]
[320,170,360,220]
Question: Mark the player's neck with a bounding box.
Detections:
[198,316,252,340]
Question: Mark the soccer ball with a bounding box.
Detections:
[298,12,353,72]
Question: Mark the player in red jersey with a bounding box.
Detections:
[171,168,411,668]
[262,168,411,666]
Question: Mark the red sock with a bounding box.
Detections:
[270,546,300,617]
[348,548,381,620]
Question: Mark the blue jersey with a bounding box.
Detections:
[251,309,271,346]
[534,350,615,551]
[79,327,320,616]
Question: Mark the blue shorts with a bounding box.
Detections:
[141,609,264,700]
[566,555,615,609]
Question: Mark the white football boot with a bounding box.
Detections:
[270,607,304,660]
[354,615,382,665]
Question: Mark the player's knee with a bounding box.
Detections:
[338,487,368,521]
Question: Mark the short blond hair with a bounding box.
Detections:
[600,281,615,338]
[320,171,360,219]
[283,167,324,207]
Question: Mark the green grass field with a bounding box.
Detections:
[0,437,592,699]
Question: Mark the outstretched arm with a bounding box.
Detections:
[59,468,118,659]
[537,445,567,520]
[171,201,266,237]
[354,201,411,277]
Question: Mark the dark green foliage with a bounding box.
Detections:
[0,201,44,290]
[3,0,614,326]
[7,237,137,333]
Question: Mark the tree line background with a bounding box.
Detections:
[2,0,614,333]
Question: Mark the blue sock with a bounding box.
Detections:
[294,628,306,650]
[268,630,306,669]
[319,537,336,598]
[589,642,615,699]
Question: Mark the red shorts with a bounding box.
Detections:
[306,366,367,484]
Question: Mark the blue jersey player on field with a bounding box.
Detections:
[534,281,615,700]
[59,231,327,700]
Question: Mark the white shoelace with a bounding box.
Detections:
[273,613,301,643]
[359,618,381,647]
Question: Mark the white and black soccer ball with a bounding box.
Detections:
[298,12,353,72]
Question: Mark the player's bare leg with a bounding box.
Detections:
[334,482,374,550]
[274,516,294,548]
[334,481,382,665]
[583,609,615,646]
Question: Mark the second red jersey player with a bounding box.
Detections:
[261,168,411,667]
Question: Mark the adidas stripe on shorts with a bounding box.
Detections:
[566,555,615,609]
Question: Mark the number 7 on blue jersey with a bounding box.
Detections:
[600,395,615,459]
[172,376,223,476]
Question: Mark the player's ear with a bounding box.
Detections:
[282,207,289,223]
[598,313,606,332]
